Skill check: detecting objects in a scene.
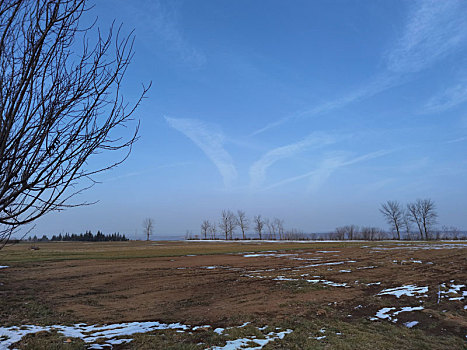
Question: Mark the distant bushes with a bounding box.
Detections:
[27,230,128,242]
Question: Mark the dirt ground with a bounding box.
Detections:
[0,241,466,348]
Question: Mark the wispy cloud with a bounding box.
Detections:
[251,74,397,136]
[125,0,205,68]
[249,133,337,188]
[423,79,467,113]
[385,0,467,73]
[104,162,191,182]
[264,150,392,191]
[446,136,467,144]
[165,117,237,188]
[252,0,467,135]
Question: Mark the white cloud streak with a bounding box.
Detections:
[264,150,392,191]
[165,117,237,188]
[385,0,467,73]
[423,80,467,113]
[125,0,205,68]
[252,0,467,135]
[251,74,397,136]
[249,133,337,188]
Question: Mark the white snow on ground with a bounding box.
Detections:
[316,251,340,253]
[210,329,292,350]
[404,321,419,328]
[357,266,377,270]
[370,306,424,323]
[0,322,292,350]
[0,266,8,269]
[243,253,296,258]
[270,275,349,288]
[0,321,189,349]
[371,243,467,251]
[306,279,349,288]
[377,285,429,298]
[439,281,467,301]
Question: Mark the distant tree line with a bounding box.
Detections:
[190,200,466,241]
[27,231,128,242]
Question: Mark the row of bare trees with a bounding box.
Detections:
[200,210,287,240]
[380,199,437,240]
[330,225,387,240]
[193,199,463,241]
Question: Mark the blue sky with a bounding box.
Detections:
[31,0,467,238]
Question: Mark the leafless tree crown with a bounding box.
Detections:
[380,200,403,239]
[143,218,154,241]
[219,210,236,240]
[236,210,249,240]
[0,0,150,247]
[407,199,437,240]
[253,214,264,240]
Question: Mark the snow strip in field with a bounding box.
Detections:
[439,281,467,301]
[0,266,8,269]
[371,243,467,251]
[0,322,293,349]
[272,276,349,288]
[0,321,190,349]
[243,253,296,258]
[370,306,424,323]
[377,285,428,298]
[210,329,292,350]
[306,279,349,288]
[404,321,419,328]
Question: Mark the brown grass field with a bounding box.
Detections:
[0,240,466,349]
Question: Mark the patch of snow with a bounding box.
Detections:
[0,266,8,269]
[214,328,225,335]
[273,276,297,281]
[306,279,349,288]
[339,270,351,273]
[367,282,381,286]
[404,321,419,328]
[439,282,467,301]
[316,251,340,253]
[371,306,424,323]
[210,329,292,350]
[377,285,428,298]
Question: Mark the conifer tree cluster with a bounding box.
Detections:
[28,231,128,242]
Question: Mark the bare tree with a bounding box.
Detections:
[273,218,284,240]
[253,215,264,240]
[407,202,424,240]
[407,199,437,240]
[402,210,412,239]
[265,218,277,240]
[417,199,437,240]
[219,210,236,240]
[143,218,154,241]
[380,201,403,240]
[200,220,210,240]
[345,225,358,240]
[236,210,249,240]
[0,1,150,248]
[360,226,384,241]
[333,226,346,240]
[209,222,217,240]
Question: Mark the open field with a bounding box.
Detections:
[0,240,466,349]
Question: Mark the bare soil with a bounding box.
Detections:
[0,241,466,348]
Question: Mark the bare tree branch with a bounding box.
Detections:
[0,0,150,246]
